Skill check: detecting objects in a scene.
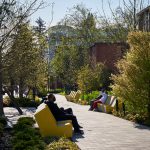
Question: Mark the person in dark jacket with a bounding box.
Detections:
[45,94,83,134]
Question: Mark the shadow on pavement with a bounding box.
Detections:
[134,123,150,131]
[72,134,85,142]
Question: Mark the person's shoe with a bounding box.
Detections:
[74,129,84,135]
[93,108,98,111]
[88,108,92,111]
[78,125,83,128]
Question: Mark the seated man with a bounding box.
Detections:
[42,96,73,115]
[90,89,108,111]
[45,94,83,134]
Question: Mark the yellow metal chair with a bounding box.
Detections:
[34,103,73,138]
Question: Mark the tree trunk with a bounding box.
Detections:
[25,87,31,98]
[148,80,150,118]
[19,77,24,98]
[10,79,15,98]
[32,87,36,101]
[0,48,4,116]
[3,86,23,115]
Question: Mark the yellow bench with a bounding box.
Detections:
[65,90,81,102]
[34,103,73,138]
[97,95,117,113]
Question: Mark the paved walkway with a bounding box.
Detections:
[4,94,150,150]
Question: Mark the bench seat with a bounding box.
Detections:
[34,103,73,138]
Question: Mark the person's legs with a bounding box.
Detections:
[59,108,82,128]
[57,114,82,133]
[89,99,96,110]
[92,100,101,110]
[60,107,73,115]
[64,108,73,115]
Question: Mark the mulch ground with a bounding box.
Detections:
[0,129,12,150]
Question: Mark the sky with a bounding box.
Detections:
[30,0,123,27]
[29,0,150,28]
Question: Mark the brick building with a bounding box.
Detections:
[89,42,128,73]
[137,6,150,32]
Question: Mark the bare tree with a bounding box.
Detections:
[98,0,149,42]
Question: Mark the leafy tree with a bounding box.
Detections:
[50,39,79,87]
[35,17,46,34]
[51,4,103,88]
[59,4,101,64]
[0,0,45,116]
[77,63,109,93]
[111,32,150,117]
[4,22,47,99]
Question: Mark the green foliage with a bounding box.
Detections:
[48,89,64,94]
[18,117,35,126]
[0,123,4,136]
[14,97,40,107]
[80,91,99,104]
[0,116,7,136]
[12,117,45,150]
[51,4,102,86]
[77,64,110,93]
[3,96,12,107]
[3,22,47,98]
[51,41,81,86]
[111,31,150,117]
[46,137,79,150]
[0,116,7,126]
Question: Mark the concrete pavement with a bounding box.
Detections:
[4,94,150,150]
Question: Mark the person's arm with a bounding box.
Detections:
[53,103,66,115]
[96,91,102,99]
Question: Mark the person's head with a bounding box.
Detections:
[47,94,56,102]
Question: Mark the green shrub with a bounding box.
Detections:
[144,119,150,126]
[0,123,4,135]
[37,90,48,97]
[77,64,110,93]
[0,117,7,136]
[48,89,64,94]
[12,131,45,150]
[17,117,35,125]
[12,117,45,150]
[15,97,40,107]
[0,116,7,126]
[111,31,150,118]
[46,137,79,150]
[13,117,35,132]
[80,91,99,104]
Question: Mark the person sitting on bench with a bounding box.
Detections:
[90,88,108,111]
[45,94,83,134]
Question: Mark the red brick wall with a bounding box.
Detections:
[90,42,128,73]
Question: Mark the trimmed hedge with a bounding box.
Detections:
[12,117,45,150]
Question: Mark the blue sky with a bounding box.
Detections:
[30,0,123,27]
[29,0,149,27]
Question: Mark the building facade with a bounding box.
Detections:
[137,6,150,32]
[89,42,128,73]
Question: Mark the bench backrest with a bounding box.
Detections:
[70,91,76,98]
[104,95,116,106]
[34,103,57,128]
